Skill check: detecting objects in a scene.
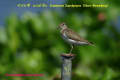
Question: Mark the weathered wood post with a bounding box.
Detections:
[61,54,75,80]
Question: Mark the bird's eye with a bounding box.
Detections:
[62,23,65,26]
[60,23,65,26]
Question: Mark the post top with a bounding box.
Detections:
[61,53,75,59]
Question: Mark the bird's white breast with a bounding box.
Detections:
[61,32,88,45]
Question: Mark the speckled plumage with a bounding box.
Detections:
[59,23,92,45]
[58,22,93,53]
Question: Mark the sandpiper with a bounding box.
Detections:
[58,22,94,54]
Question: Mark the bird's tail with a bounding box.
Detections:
[89,42,96,47]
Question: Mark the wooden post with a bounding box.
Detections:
[61,54,75,80]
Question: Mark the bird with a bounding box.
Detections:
[58,22,94,54]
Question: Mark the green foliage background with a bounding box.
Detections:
[0,0,120,80]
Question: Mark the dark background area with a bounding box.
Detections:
[0,0,64,25]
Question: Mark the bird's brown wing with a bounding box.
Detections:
[65,28,90,43]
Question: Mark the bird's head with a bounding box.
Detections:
[58,22,68,30]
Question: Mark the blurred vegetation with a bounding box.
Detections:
[0,0,120,80]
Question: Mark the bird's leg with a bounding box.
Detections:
[69,45,73,54]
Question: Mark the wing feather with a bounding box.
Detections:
[65,28,89,43]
